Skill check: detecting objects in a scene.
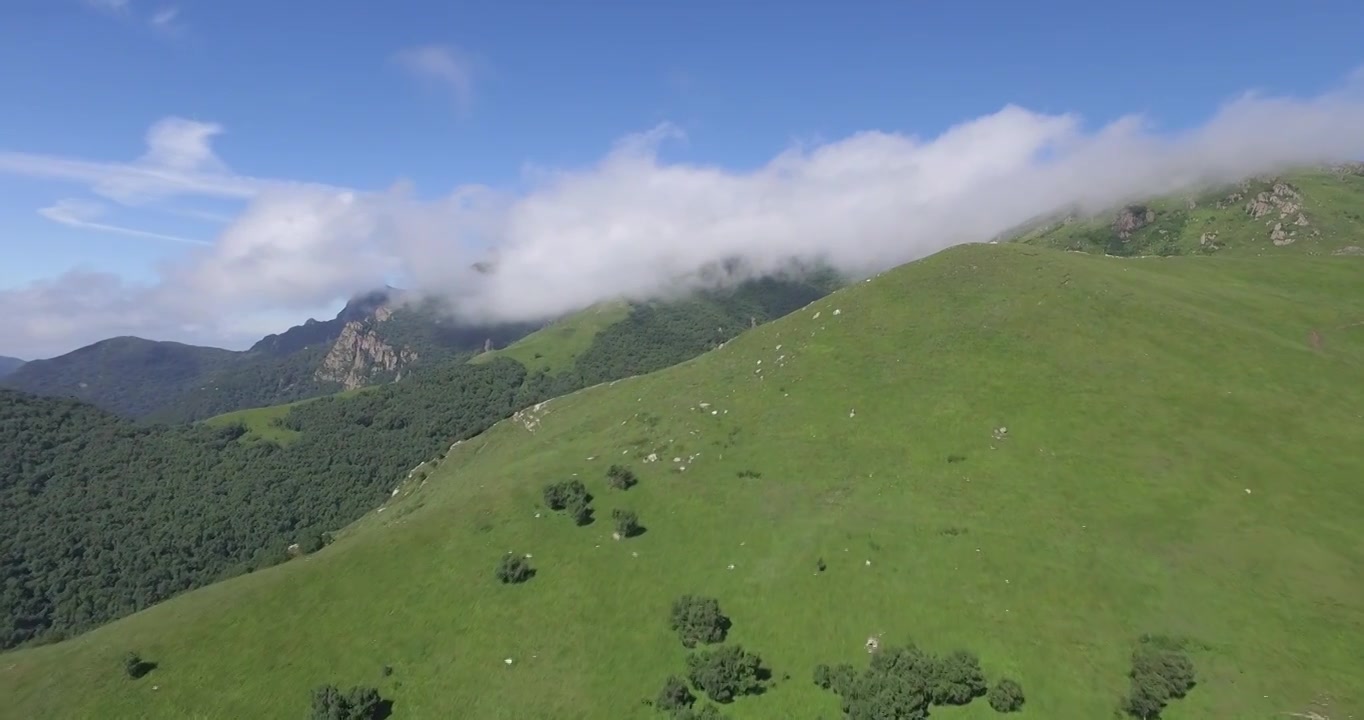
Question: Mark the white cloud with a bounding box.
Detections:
[0,119,265,205]
[4,71,1364,358]
[38,199,210,246]
[149,6,179,32]
[394,45,477,112]
[85,0,130,12]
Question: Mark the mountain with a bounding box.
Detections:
[2,290,540,423]
[0,271,839,651]
[0,338,238,418]
[4,242,1362,718]
[0,356,26,378]
[1014,165,1364,256]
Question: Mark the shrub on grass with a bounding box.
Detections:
[932,650,988,705]
[686,645,768,703]
[1121,640,1195,719]
[987,677,1025,712]
[309,684,387,720]
[496,553,533,584]
[814,642,997,719]
[674,703,729,720]
[571,501,594,526]
[543,480,590,510]
[612,509,641,537]
[123,651,154,679]
[670,595,730,648]
[655,675,695,713]
[607,464,638,490]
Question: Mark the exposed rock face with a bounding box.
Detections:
[1244,181,1303,219]
[1113,205,1155,238]
[314,310,417,390]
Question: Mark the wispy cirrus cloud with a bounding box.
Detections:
[0,116,335,205]
[149,6,182,34]
[38,199,210,246]
[394,45,479,113]
[84,0,130,12]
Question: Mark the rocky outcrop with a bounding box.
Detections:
[1113,205,1155,238]
[314,313,417,390]
[1244,181,1303,219]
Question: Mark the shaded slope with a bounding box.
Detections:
[4,245,1363,719]
[0,355,26,378]
[1,337,237,418]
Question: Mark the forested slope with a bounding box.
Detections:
[0,272,836,649]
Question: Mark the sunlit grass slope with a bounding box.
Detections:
[4,244,1363,720]
[201,385,378,444]
[473,301,631,374]
[1018,167,1364,256]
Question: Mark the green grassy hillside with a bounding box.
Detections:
[202,385,378,445]
[4,243,1361,719]
[473,301,631,374]
[1017,166,1364,257]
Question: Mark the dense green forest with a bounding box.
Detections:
[0,273,836,649]
[0,359,527,649]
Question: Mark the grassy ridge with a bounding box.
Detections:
[3,244,1363,719]
[201,385,378,444]
[1017,167,1364,256]
[472,301,631,374]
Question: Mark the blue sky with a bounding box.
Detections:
[3,0,1364,358]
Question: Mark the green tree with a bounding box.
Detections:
[987,677,1025,712]
[670,595,730,648]
[686,645,768,703]
[1121,640,1196,719]
[931,650,987,705]
[543,479,590,511]
[571,501,594,526]
[309,684,386,720]
[674,703,729,720]
[496,553,534,584]
[655,674,695,713]
[612,508,641,537]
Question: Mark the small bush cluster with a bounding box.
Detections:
[652,596,765,719]
[309,684,388,720]
[654,674,730,720]
[686,644,769,703]
[543,479,594,526]
[670,595,730,648]
[607,464,639,490]
[613,509,642,538]
[123,651,155,679]
[495,553,534,584]
[813,643,1005,719]
[988,677,1025,712]
[542,479,591,511]
[1121,638,1196,718]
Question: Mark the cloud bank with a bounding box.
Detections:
[3,72,1364,358]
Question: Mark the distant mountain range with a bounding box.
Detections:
[1,290,540,422]
[0,356,25,378]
